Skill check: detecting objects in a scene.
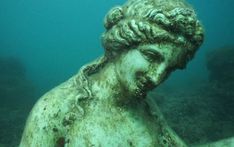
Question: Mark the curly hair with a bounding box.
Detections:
[102,0,204,59]
[82,0,204,77]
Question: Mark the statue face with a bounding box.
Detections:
[115,44,188,97]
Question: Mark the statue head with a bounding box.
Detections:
[86,0,204,98]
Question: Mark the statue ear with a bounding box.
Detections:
[104,6,123,30]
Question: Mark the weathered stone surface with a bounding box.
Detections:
[20,0,204,146]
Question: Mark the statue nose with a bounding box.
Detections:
[148,63,168,86]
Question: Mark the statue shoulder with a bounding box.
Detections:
[20,72,90,146]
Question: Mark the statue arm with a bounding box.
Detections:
[20,91,61,147]
[196,137,234,147]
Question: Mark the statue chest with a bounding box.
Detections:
[65,101,159,146]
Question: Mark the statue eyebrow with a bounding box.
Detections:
[139,47,165,62]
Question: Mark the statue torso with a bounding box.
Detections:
[20,72,186,147]
[66,92,159,147]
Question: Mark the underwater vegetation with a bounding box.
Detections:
[205,47,234,138]
[206,47,234,91]
[154,46,234,145]
[0,57,35,146]
[0,57,35,108]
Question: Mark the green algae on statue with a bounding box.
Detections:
[20,0,204,146]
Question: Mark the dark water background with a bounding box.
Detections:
[0,0,234,146]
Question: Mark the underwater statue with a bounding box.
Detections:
[20,0,204,146]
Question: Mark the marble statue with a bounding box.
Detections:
[20,0,204,146]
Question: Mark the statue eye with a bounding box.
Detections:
[140,49,164,63]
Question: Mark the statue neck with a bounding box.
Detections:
[88,61,131,106]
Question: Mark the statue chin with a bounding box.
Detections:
[134,89,147,99]
[134,80,156,98]
[132,83,151,99]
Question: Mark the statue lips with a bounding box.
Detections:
[137,76,157,92]
[145,76,157,91]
